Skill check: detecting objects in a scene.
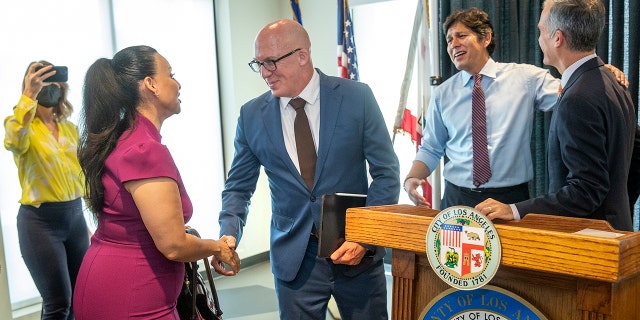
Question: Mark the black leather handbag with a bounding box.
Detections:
[177,228,223,320]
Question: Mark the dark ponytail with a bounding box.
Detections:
[78,45,158,218]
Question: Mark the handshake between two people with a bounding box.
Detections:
[210,235,240,276]
[209,235,371,275]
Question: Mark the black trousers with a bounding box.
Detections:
[17,198,89,320]
[441,180,530,209]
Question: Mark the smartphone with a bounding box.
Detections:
[35,65,68,82]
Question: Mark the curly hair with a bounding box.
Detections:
[443,7,496,55]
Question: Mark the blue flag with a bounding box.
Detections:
[291,0,302,25]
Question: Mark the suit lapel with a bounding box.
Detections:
[315,72,342,184]
[558,57,603,104]
[260,95,305,182]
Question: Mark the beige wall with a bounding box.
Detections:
[215,0,338,259]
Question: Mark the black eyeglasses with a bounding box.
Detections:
[248,48,302,73]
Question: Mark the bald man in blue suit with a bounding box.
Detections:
[215,19,400,320]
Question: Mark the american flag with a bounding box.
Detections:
[441,224,462,248]
[337,0,359,81]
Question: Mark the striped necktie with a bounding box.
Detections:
[471,74,491,187]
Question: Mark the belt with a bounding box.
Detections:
[447,181,528,194]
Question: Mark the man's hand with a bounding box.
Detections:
[330,241,368,265]
[604,64,629,88]
[475,198,514,221]
[211,235,240,276]
[404,177,431,207]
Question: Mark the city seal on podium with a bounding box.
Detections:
[426,206,501,290]
[418,285,549,320]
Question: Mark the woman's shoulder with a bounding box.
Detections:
[116,129,168,159]
[108,135,177,181]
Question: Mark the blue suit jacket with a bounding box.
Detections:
[516,57,636,231]
[220,70,400,281]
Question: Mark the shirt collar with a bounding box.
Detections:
[462,58,497,87]
[281,69,320,109]
[561,53,597,88]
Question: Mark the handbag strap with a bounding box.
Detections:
[185,227,223,319]
[202,257,223,318]
[188,261,198,319]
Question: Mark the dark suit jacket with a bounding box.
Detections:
[628,126,640,214]
[219,70,400,281]
[516,57,636,231]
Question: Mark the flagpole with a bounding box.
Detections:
[392,0,424,143]
[418,0,430,144]
[427,0,442,209]
[290,0,303,25]
[416,0,435,207]
[337,0,344,76]
[428,0,440,83]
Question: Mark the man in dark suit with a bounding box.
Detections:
[476,0,636,231]
[214,19,400,319]
[629,127,640,217]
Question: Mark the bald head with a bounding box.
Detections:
[256,19,311,53]
[253,19,314,98]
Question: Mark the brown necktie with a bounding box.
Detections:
[290,97,316,190]
[471,74,491,187]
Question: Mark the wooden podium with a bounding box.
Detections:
[346,204,640,320]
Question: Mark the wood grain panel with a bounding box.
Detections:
[346,205,640,282]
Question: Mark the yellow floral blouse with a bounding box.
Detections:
[4,95,84,207]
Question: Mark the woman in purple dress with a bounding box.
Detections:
[73,45,240,319]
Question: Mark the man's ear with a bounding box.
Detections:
[298,48,310,66]
[554,29,564,48]
[482,32,492,48]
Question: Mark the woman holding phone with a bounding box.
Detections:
[4,61,89,319]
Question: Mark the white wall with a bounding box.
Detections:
[0,211,11,319]
[0,0,114,307]
[0,0,225,312]
[1,0,408,314]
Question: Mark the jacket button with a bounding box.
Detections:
[310,196,316,202]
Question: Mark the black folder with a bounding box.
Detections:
[318,193,367,257]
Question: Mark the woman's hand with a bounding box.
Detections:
[23,63,56,99]
[211,236,240,276]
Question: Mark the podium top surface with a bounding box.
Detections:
[346,204,640,282]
